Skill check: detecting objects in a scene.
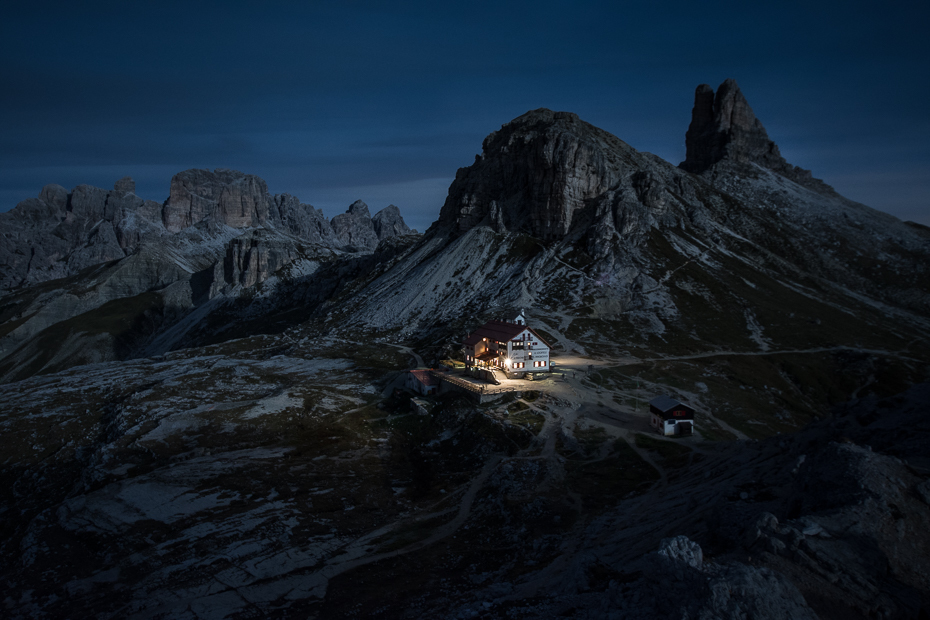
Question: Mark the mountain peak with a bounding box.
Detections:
[680,79,835,195]
[680,79,783,174]
[347,199,371,218]
[437,107,639,240]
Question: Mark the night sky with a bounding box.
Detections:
[3,1,928,231]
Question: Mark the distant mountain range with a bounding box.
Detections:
[0,168,416,381]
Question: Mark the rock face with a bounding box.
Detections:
[372,204,413,239]
[213,229,308,293]
[0,168,418,381]
[0,180,164,292]
[164,170,412,249]
[113,176,135,194]
[339,91,929,348]
[436,109,634,241]
[162,168,361,244]
[163,168,272,232]
[1,169,416,296]
[331,200,381,250]
[272,193,341,246]
[680,79,836,195]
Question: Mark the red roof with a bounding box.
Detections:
[463,320,550,348]
[409,369,440,386]
[476,320,526,342]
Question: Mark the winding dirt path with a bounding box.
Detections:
[633,345,924,364]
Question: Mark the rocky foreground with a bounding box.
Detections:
[1,326,927,618]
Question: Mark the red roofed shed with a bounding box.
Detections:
[406,369,439,396]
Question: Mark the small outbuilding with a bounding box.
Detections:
[649,395,695,437]
[406,370,439,396]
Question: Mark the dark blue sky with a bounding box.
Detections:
[3,1,928,231]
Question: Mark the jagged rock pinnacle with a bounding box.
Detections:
[681,79,786,174]
[331,200,379,250]
[372,205,413,239]
[680,79,835,195]
[347,199,371,218]
[114,176,136,195]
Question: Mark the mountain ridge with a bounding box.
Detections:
[0,171,416,382]
[330,88,928,346]
[0,168,415,294]
[3,80,926,383]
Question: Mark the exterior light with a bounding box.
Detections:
[505,358,511,366]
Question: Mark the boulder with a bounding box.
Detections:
[656,535,703,569]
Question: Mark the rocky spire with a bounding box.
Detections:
[372,205,413,239]
[680,79,835,195]
[331,200,379,250]
[346,199,371,218]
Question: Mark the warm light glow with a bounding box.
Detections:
[505,358,511,366]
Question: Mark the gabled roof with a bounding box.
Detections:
[474,320,526,342]
[649,395,689,413]
[464,320,550,347]
[409,369,440,386]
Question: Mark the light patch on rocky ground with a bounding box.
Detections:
[59,482,239,534]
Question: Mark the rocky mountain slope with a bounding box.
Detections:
[1,79,928,619]
[326,83,928,366]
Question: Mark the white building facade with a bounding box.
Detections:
[462,311,551,376]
